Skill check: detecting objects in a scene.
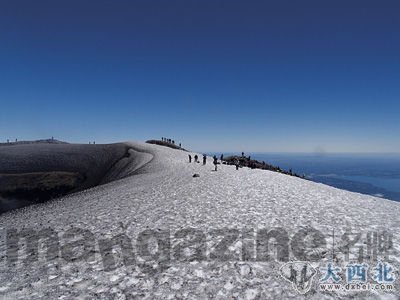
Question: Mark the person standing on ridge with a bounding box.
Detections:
[203,154,207,165]
[234,158,240,170]
[220,154,224,162]
[213,155,218,171]
[188,154,192,163]
[194,154,198,163]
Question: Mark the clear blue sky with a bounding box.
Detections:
[1,0,399,153]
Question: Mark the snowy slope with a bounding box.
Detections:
[0,141,399,299]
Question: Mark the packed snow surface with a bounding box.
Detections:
[0,141,399,299]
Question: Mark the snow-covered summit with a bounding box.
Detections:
[0,141,399,299]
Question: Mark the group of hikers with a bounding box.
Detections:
[188,153,241,171]
[161,137,182,148]
[186,150,303,178]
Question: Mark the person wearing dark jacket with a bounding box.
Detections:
[213,155,218,171]
[234,158,240,170]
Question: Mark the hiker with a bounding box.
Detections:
[189,154,192,163]
[213,155,218,171]
[194,154,198,163]
[203,154,207,165]
[242,152,244,157]
[234,158,239,170]
[220,154,224,161]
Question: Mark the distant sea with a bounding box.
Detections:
[232,153,400,202]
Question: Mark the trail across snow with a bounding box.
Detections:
[0,142,399,299]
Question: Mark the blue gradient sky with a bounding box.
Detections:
[1,0,399,153]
